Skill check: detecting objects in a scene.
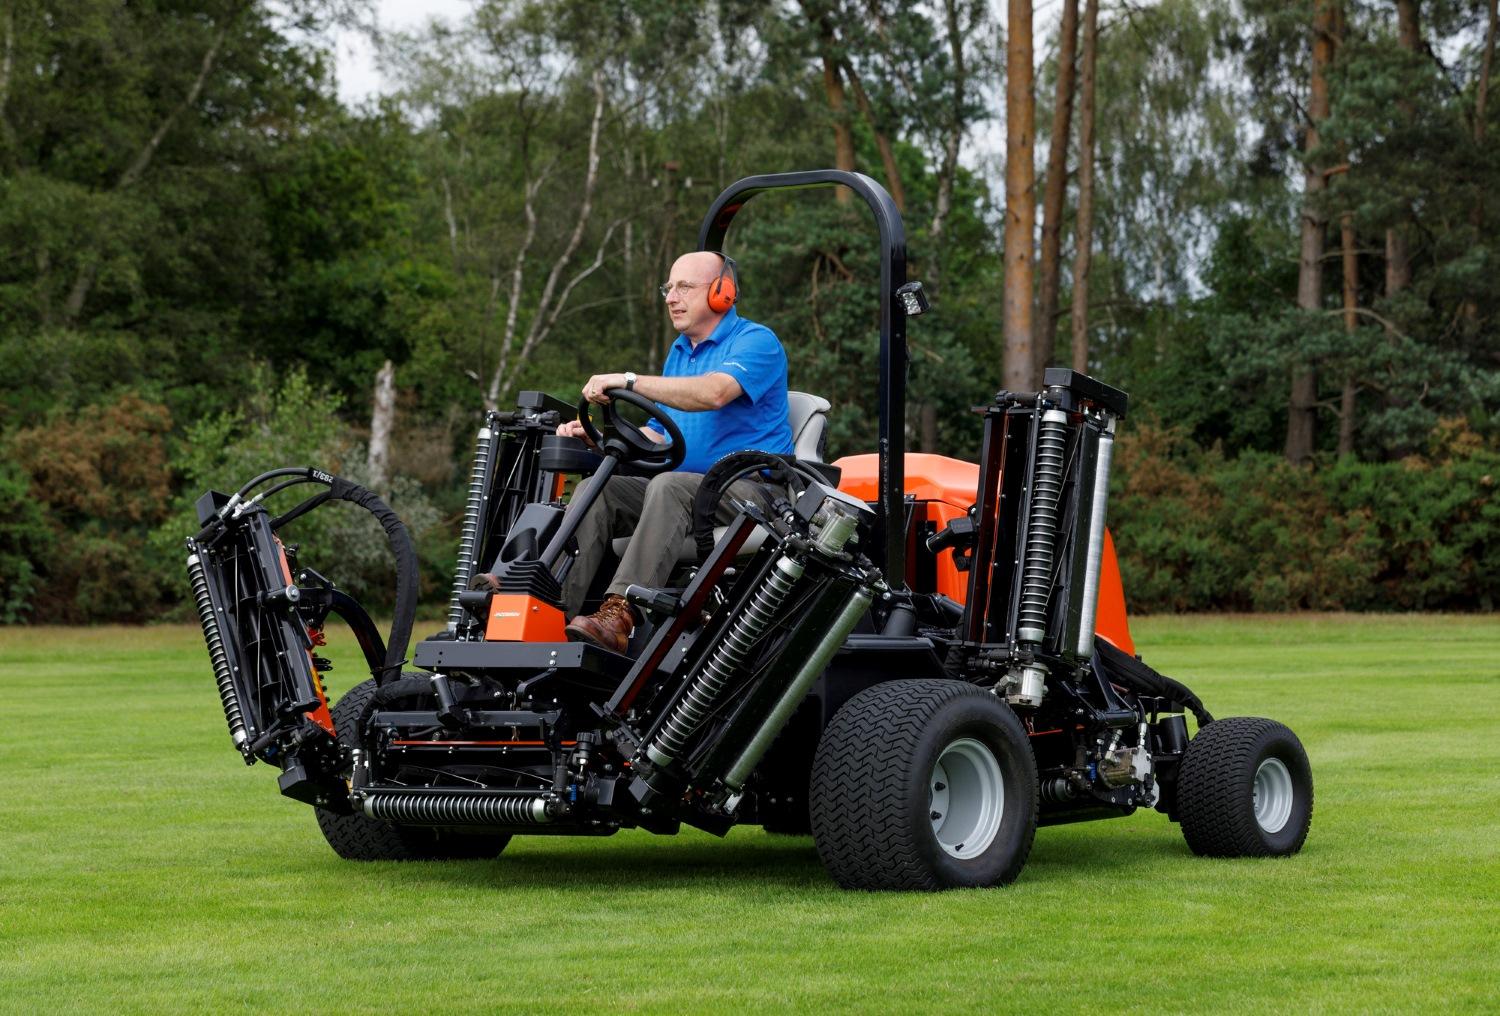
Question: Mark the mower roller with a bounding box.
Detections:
[184,170,1313,889]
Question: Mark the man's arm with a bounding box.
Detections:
[556,371,742,440]
[582,371,742,411]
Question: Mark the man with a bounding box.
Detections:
[556,250,795,652]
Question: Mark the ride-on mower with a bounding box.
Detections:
[185,171,1312,890]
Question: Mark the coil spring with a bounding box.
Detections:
[646,555,805,767]
[1018,410,1069,643]
[448,426,495,630]
[364,790,550,825]
[187,551,247,747]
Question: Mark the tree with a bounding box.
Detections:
[1003,0,1036,391]
[1383,0,1421,306]
[1069,0,1099,376]
[1034,0,1079,379]
[1286,0,1336,466]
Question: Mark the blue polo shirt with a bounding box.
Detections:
[649,307,794,473]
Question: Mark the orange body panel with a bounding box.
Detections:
[1095,529,1135,656]
[833,452,1134,654]
[484,593,568,642]
[834,452,979,504]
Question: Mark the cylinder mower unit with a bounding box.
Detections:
[184,169,1313,890]
[185,466,418,810]
[956,367,1129,706]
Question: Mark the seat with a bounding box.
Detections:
[606,390,832,561]
[786,391,832,463]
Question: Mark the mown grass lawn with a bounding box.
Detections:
[2,615,1497,1014]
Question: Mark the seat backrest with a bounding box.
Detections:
[787,390,831,462]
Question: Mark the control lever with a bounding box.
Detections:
[926,514,975,553]
[624,584,682,620]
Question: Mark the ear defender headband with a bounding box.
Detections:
[707,254,738,314]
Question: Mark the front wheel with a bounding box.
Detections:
[809,680,1038,890]
[1176,716,1313,858]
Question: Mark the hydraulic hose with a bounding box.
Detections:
[691,451,827,559]
[235,467,419,676]
[1095,639,1213,728]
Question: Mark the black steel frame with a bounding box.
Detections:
[697,170,909,586]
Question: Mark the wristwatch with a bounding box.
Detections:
[624,371,637,391]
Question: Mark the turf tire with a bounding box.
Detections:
[809,679,1038,890]
[1176,716,1313,858]
[314,678,511,861]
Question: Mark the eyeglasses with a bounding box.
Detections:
[658,280,710,298]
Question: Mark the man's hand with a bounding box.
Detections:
[582,373,628,405]
[557,402,661,447]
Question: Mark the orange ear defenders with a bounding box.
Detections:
[707,254,738,313]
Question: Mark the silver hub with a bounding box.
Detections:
[929,737,1005,860]
[1253,757,1294,834]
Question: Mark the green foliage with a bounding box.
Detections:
[0,461,51,623]
[144,366,450,618]
[1112,418,1500,612]
[2,0,1496,623]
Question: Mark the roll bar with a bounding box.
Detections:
[697,170,910,586]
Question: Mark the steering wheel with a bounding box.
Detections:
[576,388,686,475]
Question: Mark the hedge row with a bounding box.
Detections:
[1,380,454,625]
[4,390,1495,623]
[1109,420,1499,612]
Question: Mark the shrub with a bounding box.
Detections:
[148,365,449,619]
[0,460,52,623]
[1109,418,1493,613]
[5,393,175,622]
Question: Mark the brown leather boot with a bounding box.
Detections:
[564,594,636,653]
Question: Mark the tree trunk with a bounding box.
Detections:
[368,360,396,492]
[920,402,938,453]
[0,6,16,167]
[1033,0,1080,381]
[1069,0,1098,377]
[487,72,610,408]
[842,58,906,213]
[1285,0,1336,466]
[1338,214,1358,457]
[815,14,856,205]
[1463,0,1497,327]
[1383,0,1420,313]
[1003,0,1036,392]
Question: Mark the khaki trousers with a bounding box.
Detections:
[560,470,778,615]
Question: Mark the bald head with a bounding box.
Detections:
[664,251,733,343]
[670,251,728,281]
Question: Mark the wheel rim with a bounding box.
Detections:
[1253,757,1294,834]
[929,737,1005,860]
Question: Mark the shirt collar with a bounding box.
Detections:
[673,306,739,354]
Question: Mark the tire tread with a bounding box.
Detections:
[809,679,1036,890]
[1177,716,1312,858]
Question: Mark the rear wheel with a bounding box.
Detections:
[809,680,1038,890]
[1177,716,1313,857]
[314,678,511,861]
